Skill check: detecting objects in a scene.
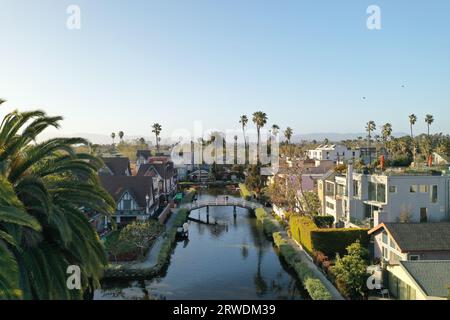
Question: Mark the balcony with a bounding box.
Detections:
[349,216,373,229]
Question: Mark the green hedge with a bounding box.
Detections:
[262,218,279,238]
[289,215,369,258]
[305,278,333,300]
[239,183,255,200]
[255,208,268,222]
[273,232,287,247]
[313,215,335,228]
[276,240,332,300]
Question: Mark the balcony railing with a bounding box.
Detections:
[349,216,373,229]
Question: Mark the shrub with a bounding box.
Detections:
[273,232,287,247]
[239,183,255,199]
[262,218,279,238]
[255,208,268,222]
[289,215,369,258]
[331,241,369,299]
[293,262,332,301]
[172,209,189,227]
[305,279,333,300]
[278,244,299,266]
[313,215,335,228]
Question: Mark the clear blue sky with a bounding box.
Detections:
[1,0,449,139]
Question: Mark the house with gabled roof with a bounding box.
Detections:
[99,175,158,225]
[136,157,177,201]
[99,156,131,176]
[368,222,450,264]
[136,150,152,165]
[386,260,450,300]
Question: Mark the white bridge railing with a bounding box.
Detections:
[185,198,262,211]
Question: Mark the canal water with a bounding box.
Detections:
[95,191,308,300]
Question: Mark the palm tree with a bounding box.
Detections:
[284,127,293,144]
[382,123,393,152]
[239,115,248,164]
[0,98,6,105]
[111,132,116,145]
[252,111,268,164]
[409,114,417,138]
[366,121,376,165]
[425,114,434,136]
[0,110,115,299]
[118,131,124,142]
[151,123,162,153]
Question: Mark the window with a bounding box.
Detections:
[409,255,420,261]
[410,185,417,193]
[431,185,438,203]
[369,182,386,203]
[420,208,428,223]
[389,186,397,193]
[419,185,429,193]
[353,180,360,197]
[382,247,389,261]
[325,182,334,197]
[337,184,345,196]
[326,202,335,210]
[123,199,132,210]
[382,231,388,244]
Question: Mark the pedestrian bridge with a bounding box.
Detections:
[185,198,263,211]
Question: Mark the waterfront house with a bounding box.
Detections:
[386,260,450,300]
[99,156,132,176]
[99,175,158,225]
[318,164,450,228]
[368,222,450,264]
[136,157,177,202]
[136,149,151,165]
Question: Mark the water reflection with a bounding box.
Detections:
[96,191,307,300]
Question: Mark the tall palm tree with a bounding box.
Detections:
[0,110,115,300]
[366,121,376,165]
[284,127,293,144]
[151,123,162,153]
[409,114,417,138]
[118,131,124,142]
[425,114,434,136]
[239,115,248,164]
[110,132,116,145]
[381,123,393,152]
[252,111,268,164]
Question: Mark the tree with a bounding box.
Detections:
[119,221,163,259]
[332,241,369,299]
[252,111,268,164]
[284,127,293,144]
[111,132,116,144]
[425,114,434,136]
[409,114,417,138]
[118,131,124,142]
[0,109,115,300]
[365,121,376,164]
[152,123,162,153]
[381,123,393,152]
[239,115,249,164]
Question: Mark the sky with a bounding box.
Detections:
[0,0,450,141]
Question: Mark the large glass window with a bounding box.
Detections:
[369,182,386,203]
[382,231,388,244]
[337,184,345,196]
[325,182,334,197]
[419,185,429,193]
[431,185,438,203]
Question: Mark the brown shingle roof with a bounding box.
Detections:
[136,162,175,179]
[101,157,131,176]
[99,176,154,208]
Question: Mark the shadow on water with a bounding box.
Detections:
[96,189,308,300]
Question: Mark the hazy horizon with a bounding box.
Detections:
[1,0,450,139]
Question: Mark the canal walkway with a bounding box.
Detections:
[262,209,345,300]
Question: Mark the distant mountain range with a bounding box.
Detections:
[39,131,410,145]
